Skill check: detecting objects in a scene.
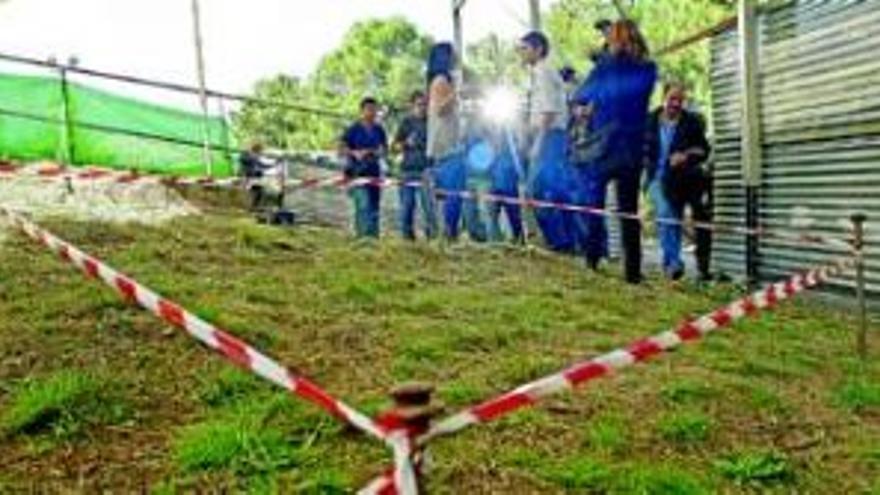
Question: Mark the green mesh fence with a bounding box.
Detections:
[0,72,234,177]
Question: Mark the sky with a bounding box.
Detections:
[0,0,558,112]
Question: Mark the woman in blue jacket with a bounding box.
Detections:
[573,20,657,284]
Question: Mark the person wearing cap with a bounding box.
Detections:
[519,30,579,253]
[573,19,657,284]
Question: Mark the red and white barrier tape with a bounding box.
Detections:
[1,163,857,251]
[359,256,853,494]
[0,206,391,443]
[301,175,854,251]
[424,257,853,440]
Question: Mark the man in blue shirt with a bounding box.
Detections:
[340,97,388,238]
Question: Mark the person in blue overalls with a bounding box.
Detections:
[573,20,657,284]
[486,123,525,243]
[339,97,388,238]
[519,31,579,253]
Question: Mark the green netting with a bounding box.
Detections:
[0,72,234,177]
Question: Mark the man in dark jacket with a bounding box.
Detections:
[645,81,712,281]
[393,90,436,240]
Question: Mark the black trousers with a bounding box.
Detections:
[674,179,713,277]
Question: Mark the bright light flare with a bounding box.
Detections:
[482,86,519,124]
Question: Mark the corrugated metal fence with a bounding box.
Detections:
[710,0,880,296]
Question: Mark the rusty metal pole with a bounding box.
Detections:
[851,213,868,360]
[378,382,438,491]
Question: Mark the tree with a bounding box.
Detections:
[465,34,524,87]
[235,17,431,151]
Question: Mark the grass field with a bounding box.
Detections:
[0,196,878,494]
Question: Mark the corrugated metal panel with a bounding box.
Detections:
[710,0,880,295]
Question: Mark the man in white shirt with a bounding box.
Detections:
[519,31,579,252]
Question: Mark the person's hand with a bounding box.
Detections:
[351,149,367,160]
[670,152,688,168]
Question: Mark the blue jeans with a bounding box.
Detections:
[350,184,381,238]
[399,170,437,240]
[649,180,684,275]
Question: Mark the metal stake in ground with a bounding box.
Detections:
[851,213,868,359]
[375,382,439,493]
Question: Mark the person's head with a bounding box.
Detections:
[409,90,427,118]
[607,19,650,61]
[249,142,264,154]
[360,97,379,124]
[662,81,687,120]
[427,42,456,85]
[559,66,577,85]
[519,31,550,65]
[594,19,612,40]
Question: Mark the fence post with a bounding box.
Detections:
[851,213,868,360]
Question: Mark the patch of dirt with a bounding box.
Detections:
[0,163,198,241]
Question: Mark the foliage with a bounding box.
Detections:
[546,0,735,113]
[234,17,431,151]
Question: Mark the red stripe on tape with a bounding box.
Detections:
[675,321,702,341]
[741,296,758,315]
[83,257,100,278]
[115,276,138,302]
[58,244,71,262]
[295,377,344,419]
[214,331,253,368]
[711,309,732,327]
[158,300,186,328]
[765,286,778,308]
[564,361,609,385]
[627,339,664,361]
[472,392,536,422]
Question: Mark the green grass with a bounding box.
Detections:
[1,371,126,439]
[539,455,613,491]
[714,451,793,486]
[584,414,628,453]
[660,379,717,405]
[832,377,880,412]
[657,411,713,444]
[0,200,878,493]
[174,416,301,475]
